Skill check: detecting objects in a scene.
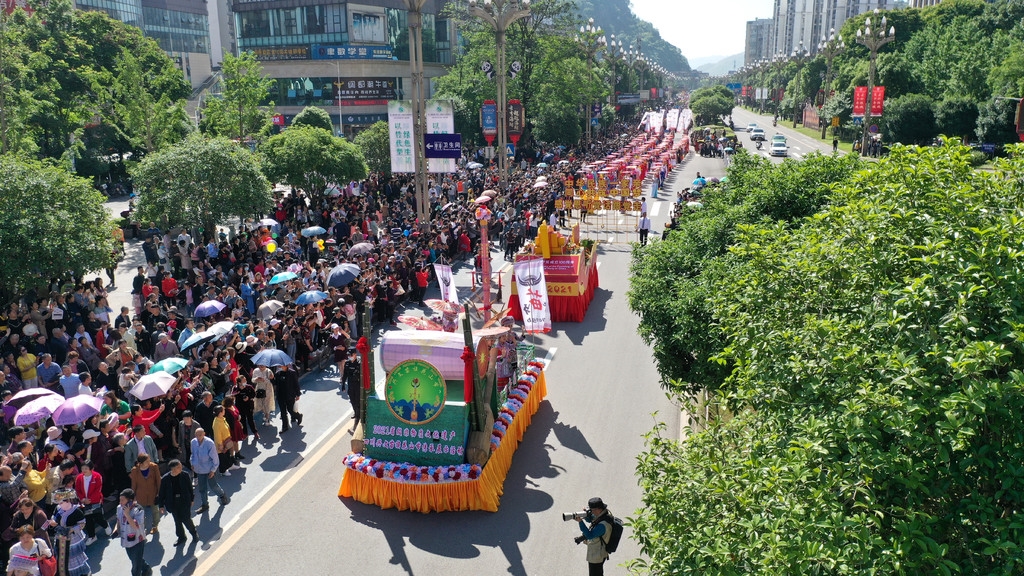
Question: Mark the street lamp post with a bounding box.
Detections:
[574,18,605,143]
[605,36,625,115]
[818,28,846,139]
[404,0,430,228]
[856,9,895,156]
[790,42,809,128]
[770,51,787,119]
[468,0,531,194]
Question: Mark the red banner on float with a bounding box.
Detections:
[870,86,885,116]
[852,86,868,117]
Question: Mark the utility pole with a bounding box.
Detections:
[404,0,431,228]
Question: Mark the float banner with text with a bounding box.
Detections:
[364,398,469,466]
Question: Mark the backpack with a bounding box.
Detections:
[602,514,625,554]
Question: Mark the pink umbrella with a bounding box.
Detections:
[533,181,548,189]
[474,195,493,204]
[52,395,105,426]
[14,394,66,425]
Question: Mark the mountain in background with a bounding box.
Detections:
[688,55,730,69]
[696,53,744,76]
[575,0,690,73]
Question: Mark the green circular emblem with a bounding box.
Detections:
[384,359,447,425]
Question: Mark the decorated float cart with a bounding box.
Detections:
[338,314,547,512]
[508,222,600,323]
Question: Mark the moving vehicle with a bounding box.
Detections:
[750,128,766,141]
[769,141,789,157]
[745,123,758,132]
[771,134,787,144]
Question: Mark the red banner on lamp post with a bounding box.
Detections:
[1015,98,1024,142]
[853,86,868,117]
[870,86,885,116]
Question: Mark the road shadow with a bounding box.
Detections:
[559,288,611,346]
[550,408,600,461]
[339,398,561,576]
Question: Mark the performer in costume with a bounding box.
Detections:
[47,488,92,576]
[494,316,524,391]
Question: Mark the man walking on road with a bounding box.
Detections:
[274,364,303,433]
[158,459,198,545]
[637,213,652,247]
[190,428,228,513]
[116,488,153,576]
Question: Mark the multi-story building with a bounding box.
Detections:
[745,17,774,65]
[771,0,894,56]
[75,0,214,88]
[230,0,454,137]
[910,0,941,7]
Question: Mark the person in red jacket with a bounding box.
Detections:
[414,265,429,306]
[74,461,110,545]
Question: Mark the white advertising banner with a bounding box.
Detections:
[678,108,693,132]
[665,109,680,132]
[432,263,460,306]
[651,111,665,134]
[513,257,551,334]
[388,100,415,174]
[426,99,456,174]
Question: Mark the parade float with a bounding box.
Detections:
[338,315,547,513]
[508,222,600,324]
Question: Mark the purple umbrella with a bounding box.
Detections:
[5,388,61,409]
[194,300,226,318]
[14,394,66,425]
[52,395,105,426]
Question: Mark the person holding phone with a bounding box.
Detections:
[116,489,152,576]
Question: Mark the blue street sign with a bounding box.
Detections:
[852,117,864,125]
[591,117,600,126]
[726,83,742,91]
[506,143,515,157]
[424,134,463,159]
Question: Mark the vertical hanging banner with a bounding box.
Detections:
[388,100,415,173]
[432,263,460,306]
[514,257,551,334]
[481,100,498,145]
[852,86,868,117]
[651,111,665,134]
[507,99,524,145]
[665,109,680,132]
[870,86,885,116]
[1016,98,1024,142]
[426,99,456,173]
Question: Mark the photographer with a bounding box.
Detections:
[574,497,613,575]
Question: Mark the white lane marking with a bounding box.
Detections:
[169,406,354,576]
[596,262,602,270]
[650,203,661,217]
[608,235,616,243]
[540,347,557,366]
[618,218,625,225]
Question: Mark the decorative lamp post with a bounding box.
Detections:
[574,18,606,143]
[856,9,895,155]
[403,0,431,228]
[790,41,809,128]
[818,28,846,139]
[468,0,532,193]
[605,36,625,116]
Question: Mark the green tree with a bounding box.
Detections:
[882,93,937,145]
[934,97,979,142]
[260,126,367,207]
[107,50,192,154]
[291,106,334,133]
[975,96,1020,145]
[0,9,35,156]
[689,85,735,126]
[632,142,1024,575]
[353,121,392,177]
[0,156,112,300]
[131,134,272,235]
[200,51,274,140]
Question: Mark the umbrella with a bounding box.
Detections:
[258,300,285,319]
[180,330,217,353]
[398,315,443,331]
[720,176,729,183]
[326,185,343,197]
[425,299,464,315]
[327,263,362,288]
[252,349,293,367]
[533,181,548,188]
[295,290,329,305]
[52,395,105,426]
[536,176,548,182]
[194,300,226,318]
[269,272,299,285]
[686,201,704,208]
[467,162,483,169]
[5,388,60,410]
[130,372,177,400]
[14,395,66,425]
[255,218,279,230]
[537,162,549,168]
[150,357,189,375]
[208,321,236,338]
[347,242,374,257]
[723,147,734,153]
[482,189,499,197]
[474,195,493,204]
[302,226,327,237]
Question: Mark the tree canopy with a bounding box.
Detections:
[291,107,334,133]
[630,142,1024,574]
[353,121,392,177]
[0,156,113,300]
[260,126,367,206]
[131,134,272,234]
[200,51,274,140]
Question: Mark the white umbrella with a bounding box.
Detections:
[208,321,236,338]
[130,372,177,400]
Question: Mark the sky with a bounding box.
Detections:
[629,0,775,65]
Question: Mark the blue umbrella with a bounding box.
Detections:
[327,263,361,288]
[252,349,293,367]
[301,226,327,237]
[269,271,299,285]
[150,357,189,375]
[295,290,329,305]
[194,300,226,318]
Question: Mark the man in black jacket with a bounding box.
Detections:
[158,459,198,545]
[274,364,302,433]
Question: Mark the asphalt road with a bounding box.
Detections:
[85,193,679,574]
[730,106,843,163]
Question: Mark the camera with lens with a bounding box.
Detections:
[573,535,586,545]
[562,509,589,522]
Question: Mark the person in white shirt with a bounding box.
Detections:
[637,213,652,247]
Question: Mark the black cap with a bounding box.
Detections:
[587,497,606,510]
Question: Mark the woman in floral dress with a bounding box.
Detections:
[46,488,91,576]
